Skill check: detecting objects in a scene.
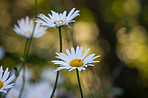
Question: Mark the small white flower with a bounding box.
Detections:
[13,16,48,38]
[35,8,80,28]
[52,46,100,71]
[0,66,15,93]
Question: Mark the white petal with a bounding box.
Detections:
[38,14,51,23]
[66,8,76,19]
[83,54,95,64]
[66,49,73,60]
[2,68,10,82]
[87,64,95,66]
[81,48,90,60]
[52,60,69,67]
[63,11,67,18]
[83,64,87,67]
[56,52,70,62]
[0,66,3,80]
[91,61,100,63]
[66,49,71,56]
[75,46,80,57]
[55,67,69,71]
[3,83,14,89]
[71,47,75,56]
[4,74,15,85]
[92,55,101,60]
[69,67,76,71]
[77,46,83,59]
[77,67,86,71]
[66,10,80,23]
[0,89,7,93]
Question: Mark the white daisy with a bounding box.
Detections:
[52,46,100,71]
[0,66,15,93]
[35,8,80,28]
[13,16,48,38]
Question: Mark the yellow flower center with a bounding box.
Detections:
[24,30,32,35]
[53,20,63,24]
[70,59,84,67]
[0,80,3,88]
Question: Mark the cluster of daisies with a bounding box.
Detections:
[1,8,100,96]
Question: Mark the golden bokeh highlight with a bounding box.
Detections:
[116,26,148,80]
[123,0,141,16]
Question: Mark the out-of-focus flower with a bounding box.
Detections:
[0,66,15,93]
[52,46,100,71]
[26,81,51,98]
[6,67,64,97]
[0,46,5,60]
[13,16,47,38]
[6,88,19,98]
[41,68,63,84]
[35,8,80,28]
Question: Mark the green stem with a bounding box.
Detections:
[50,71,59,98]
[17,38,29,76]
[50,27,62,98]
[18,0,38,97]
[2,0,38,98]
[35,0,38,18]
[18,64,25,98]
[18,39,29,98]
[18,25,36,98]
[76,68,83,98]
[59,27,62,52]
[2,38,29,98]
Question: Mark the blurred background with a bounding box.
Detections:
[0,0,148,98]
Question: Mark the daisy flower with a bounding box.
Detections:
[13,16,48,38]
[0,66,15,93]
[52,46,100,71]
[35,8,80,28]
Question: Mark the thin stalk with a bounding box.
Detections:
[18,0,38,97]
[59,27,62,52]
[35,0,38,18]
[2,0,38,97]
[0,92,2,97]
[18,35,34,98]
[18,64,25,98]
[18,39,29,98]
[17,38,29,76]
[2,38,29,98]
[76,68,83,98]
[50,27,62,98]
[18,23,37,98]
[18,26,37,97]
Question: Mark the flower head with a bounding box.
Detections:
[35,8,80,28]
[13,16,47,38]
[52,46,100,71]
[0,66,15,93]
